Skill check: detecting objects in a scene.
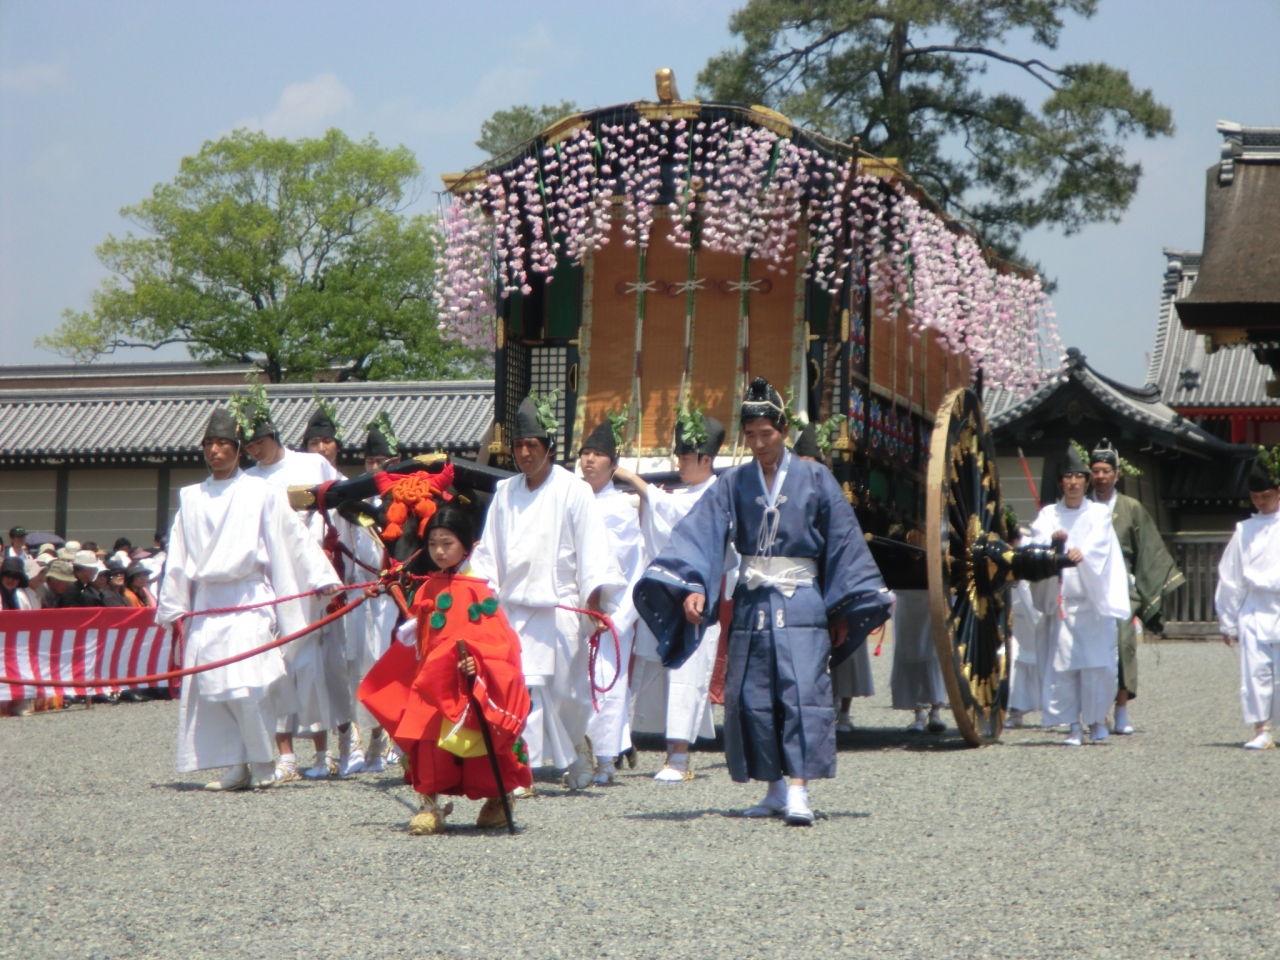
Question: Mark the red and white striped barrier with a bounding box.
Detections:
[0,608,171,701]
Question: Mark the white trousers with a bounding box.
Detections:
[1239,637,1280,726]
[586,624,634,760]
[277,631,351,736]
[1007,657,1042,714]
[630,621,720,744]
[889,590,947,710]
[511,604,591,769]
[832,637,875,701]
[176,688,279,773]
[1044,665,1115,727]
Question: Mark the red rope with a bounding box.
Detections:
[0,593,367,689]
[556,605,621,711]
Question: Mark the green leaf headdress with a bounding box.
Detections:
[1071,438,1142,478]
[228,380,273,440]
[313,391,344,443]
[607,403,630,452]
[1258,444,1280,485]
[365,411,399,454]
[529,389,560,435]
[674,395,708,450]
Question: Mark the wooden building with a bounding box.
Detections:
[0,367,492,548]
[1173,122,1280,388]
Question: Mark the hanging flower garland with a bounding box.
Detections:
[433,112,1062,393]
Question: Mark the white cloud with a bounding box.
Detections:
[0,59,68,94]
[239,72,355,137]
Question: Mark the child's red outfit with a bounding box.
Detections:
[359,573,533,800]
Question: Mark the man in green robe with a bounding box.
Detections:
[1088,440,1185,734]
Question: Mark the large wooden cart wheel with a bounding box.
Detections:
[925,388,1008,746]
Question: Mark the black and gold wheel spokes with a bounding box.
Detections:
[926,388,1008,746]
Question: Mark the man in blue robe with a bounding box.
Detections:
[634,378,892,825]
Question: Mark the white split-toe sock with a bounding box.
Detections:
[785,784,814,826]
[1062,724,1083,747]
[563,739,594,790]
[592,758,617,786]
[927,706,947,733]
[835,712,854,733]
[206,764,250,792]
[906,708,928,733]
[1244,729,1275,750]
[272,753,300,783]
[1113,706,1134,735]
[1089,722,1110,742]
[744,778,788,818]
[249,762,275,789]
[654,753,691,782]
[303,750,330,780]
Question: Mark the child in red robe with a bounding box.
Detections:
[359,505,532,833]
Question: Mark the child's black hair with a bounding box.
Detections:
[425,503,476,555]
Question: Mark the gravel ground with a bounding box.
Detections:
[3,642,1278,960]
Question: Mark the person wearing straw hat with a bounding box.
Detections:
[156,408,341,792]
[57,550,107,608]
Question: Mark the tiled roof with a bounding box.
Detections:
[986,348,1240,456]
[1147,249,1280,409]
[0,381,494,465]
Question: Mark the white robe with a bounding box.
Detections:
[586,482,646,760]
[156,471,339,772]
[1216,511,1280,725]
[1028,501,1130,727]
[248,449,352,733]
[630,476,728,743]
[341,496,398,730]
[470,465,626,768]
[1007,580,1047,714]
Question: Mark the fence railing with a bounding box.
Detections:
[1162,533,1230,638]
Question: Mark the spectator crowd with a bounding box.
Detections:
[1,525,168,715]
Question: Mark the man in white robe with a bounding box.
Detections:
[339,421,404,771]
[470,396,626,790]
[157,409,340,791]
[1027,445,1130,746]
[1217,456,1280,749]
[614,413,730,782]
[243,409,356,780]
[1005,523,1048,727]
[577,420,646,785]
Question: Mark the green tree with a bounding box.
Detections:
[698,0,1173,257]
[41,128,487,382]
[476,101,578,157]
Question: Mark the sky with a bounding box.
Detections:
[1,0,1277,387]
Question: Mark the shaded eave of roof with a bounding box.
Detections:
[442,98,1040,281]
[0,380,495,465]
[988,347,1245,458]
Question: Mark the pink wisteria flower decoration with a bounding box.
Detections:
[433,115,1062,393]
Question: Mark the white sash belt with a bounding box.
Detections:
[740,556,818,598]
